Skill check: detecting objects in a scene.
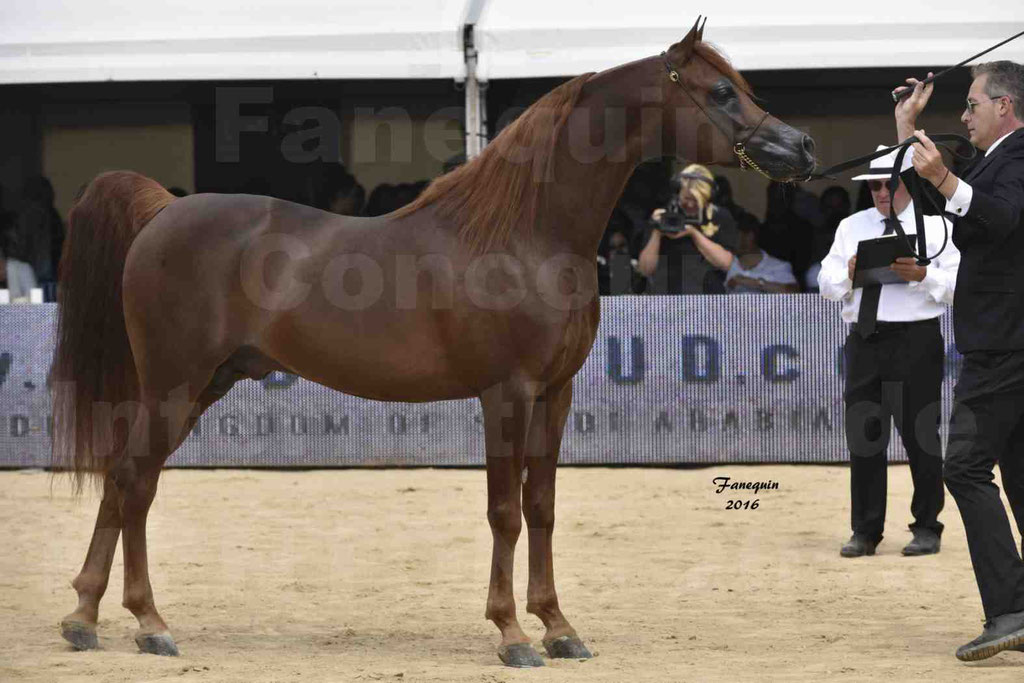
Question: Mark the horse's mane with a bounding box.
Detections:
[395,44,748,254]
[394,72,594,253]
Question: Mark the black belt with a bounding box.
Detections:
[853,318,939,335]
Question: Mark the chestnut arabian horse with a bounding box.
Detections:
[52,21,815,667]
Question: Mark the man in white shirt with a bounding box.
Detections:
[819,145,960,560]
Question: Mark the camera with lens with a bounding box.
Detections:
[654,186,703,235]
[656,198,687,234]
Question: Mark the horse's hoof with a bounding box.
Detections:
[135,631,180,656]
[60,620,98,651]
[498,643,544,668]
[543,635,592,659]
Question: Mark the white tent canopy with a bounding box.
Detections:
[476,1,1024,79]
[2,1,1022,84]
[0,0,467,83]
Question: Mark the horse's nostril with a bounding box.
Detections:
[802,135,816,157]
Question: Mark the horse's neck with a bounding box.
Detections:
[536,57,670,257]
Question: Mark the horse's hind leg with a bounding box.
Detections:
[523,380,591,659]
[60,475,122,650]
[58,365,228,654]
[104,386,182,655]
[113,371,225,656]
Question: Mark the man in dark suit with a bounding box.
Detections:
[895,60,1024,662]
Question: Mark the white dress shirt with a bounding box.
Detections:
[945,130,1017,216]
[724,250,798,293]
[818,201,960,323]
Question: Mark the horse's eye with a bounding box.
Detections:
[711,83,735,104]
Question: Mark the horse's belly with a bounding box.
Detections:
[298,354,477,403]
[255,279,587,403]
[260,314,480,402]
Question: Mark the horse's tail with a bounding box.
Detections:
[49,171,175,492]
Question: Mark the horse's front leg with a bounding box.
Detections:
[480,381,543,667]
[523,380,592,659]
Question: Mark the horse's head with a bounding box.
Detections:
[663,18,816,181]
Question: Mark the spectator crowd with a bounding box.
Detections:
[1,154,863,303]
[0,159,446,302]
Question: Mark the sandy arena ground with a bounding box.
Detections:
[3,465,1024,682]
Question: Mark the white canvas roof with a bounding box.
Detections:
[475,1,1024,79]
[2,1,1022,84]
[0,0,467,83]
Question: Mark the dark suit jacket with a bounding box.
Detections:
[944,128,1024,352]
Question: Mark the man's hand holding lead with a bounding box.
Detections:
[911,130,949,188]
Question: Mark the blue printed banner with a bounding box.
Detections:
[0,298,958,467]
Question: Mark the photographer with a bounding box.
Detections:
[637,164,738,294]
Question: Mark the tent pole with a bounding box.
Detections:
[463,22,486,159]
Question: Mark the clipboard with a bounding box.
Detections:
[852,234,915,288]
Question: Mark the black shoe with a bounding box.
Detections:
[902,529,940,556]
[956,610,1024,661]
[840,535,877,558]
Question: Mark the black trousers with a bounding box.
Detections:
[945,349,1024,619]
[843,319,945,543]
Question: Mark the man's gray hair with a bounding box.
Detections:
[972,61,1024,117]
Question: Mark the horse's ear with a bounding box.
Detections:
[697,17,707,41]
[669,16,702,65]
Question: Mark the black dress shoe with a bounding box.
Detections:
[840,535,877,558]
[956,609,1024,661]
[902,529,940,556]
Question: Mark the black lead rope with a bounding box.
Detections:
[807,26,1024,264]
[806,133,976,265]
[890,138,958,265]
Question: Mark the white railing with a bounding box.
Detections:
[0,289,45,304]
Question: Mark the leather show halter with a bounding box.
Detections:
[662,46,966,262]
[661,52,774,181]
[661,46,960,260]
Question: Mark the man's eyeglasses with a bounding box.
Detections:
[868,180,890,192]
[965,94,1011,115]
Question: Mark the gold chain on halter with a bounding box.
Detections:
[733,143,776,181]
